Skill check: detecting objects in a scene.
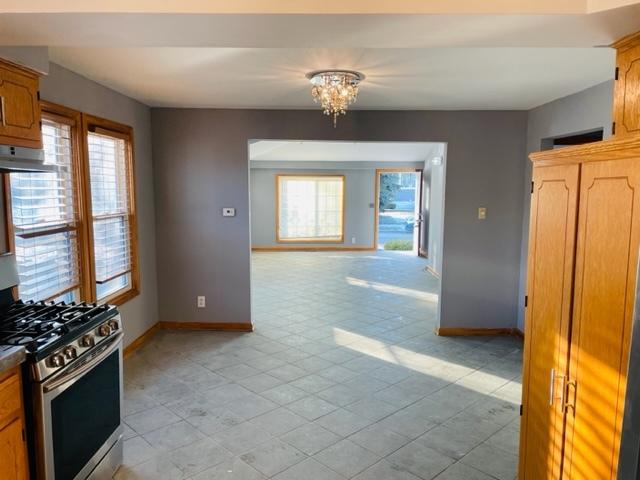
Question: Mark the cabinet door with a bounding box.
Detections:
[562,158,640,480]
[519,164,580,480]
[612,33,640,138]
[0,417,28,480]
[0,61,41,148]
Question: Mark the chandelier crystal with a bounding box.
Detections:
[307,70,365,127]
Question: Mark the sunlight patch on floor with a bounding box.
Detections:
[345,276,439,302]
[333,326,518,400]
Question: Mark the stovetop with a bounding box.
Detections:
[0,301,118,361]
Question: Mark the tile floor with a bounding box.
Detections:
[117,251,522,480]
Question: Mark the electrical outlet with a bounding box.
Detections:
[222,207,235,217]
[478,207,487,220]
[351,236,356,244]
[197,296,206,308]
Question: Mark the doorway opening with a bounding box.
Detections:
[540,127,604,150]
[248,139,447,334]
[248,139,446,270]
[375,169,423,255]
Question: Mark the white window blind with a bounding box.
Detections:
[277,175,344,242]
[87,130,133,299]
[10,118,80,301]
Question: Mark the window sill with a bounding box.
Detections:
[276,238,344,244]
[101,287,139,307]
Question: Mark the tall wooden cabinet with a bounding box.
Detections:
[520,164,579,480]
[612,31,640,138]
[520,136,640,480]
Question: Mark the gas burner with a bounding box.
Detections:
[39,313,62,322]
[7,335,34,346]
[34,321,64,334]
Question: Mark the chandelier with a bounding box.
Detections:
[306,70,365,127]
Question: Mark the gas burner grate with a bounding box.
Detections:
[0,301,113,354]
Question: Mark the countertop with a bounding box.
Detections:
[0,344,25,375]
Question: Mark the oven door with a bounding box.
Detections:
[36,331,124,480]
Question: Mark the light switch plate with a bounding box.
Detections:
[478,207,487,220]
[222,207,236,217]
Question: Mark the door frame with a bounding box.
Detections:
[374,168,423,254]
[416,170,427,258]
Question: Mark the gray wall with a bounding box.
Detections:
[151,109,527,329]
[0,50,614,339]
[0,47,49,74]
[517,80,614,331]
[250,161,423,248]
[3,63,160,348]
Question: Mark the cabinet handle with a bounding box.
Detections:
[565,379,577,413]
[549,368,566,406]
[0,96,4,126]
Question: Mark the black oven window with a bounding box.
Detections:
[51,350,120,479]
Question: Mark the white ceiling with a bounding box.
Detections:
[48,47,615,110]
[250,141,444,163]
[1,4,638,109]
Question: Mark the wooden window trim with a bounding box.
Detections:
[276,173,346,244]
[82,113,140,306]
[3,102,140,306]
[4,101,88,302]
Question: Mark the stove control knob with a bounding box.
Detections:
[80,334,95,348]
[97,324,112,337]
[108,319,119,331]
[63,346,77,360]
[47,354,65,368]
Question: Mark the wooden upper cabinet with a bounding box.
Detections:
[0,59,42,149]
[612,31,640,138]
[519,164,580,480]
[562,157,640,480]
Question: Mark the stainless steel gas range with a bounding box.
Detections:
[0,256,124,480]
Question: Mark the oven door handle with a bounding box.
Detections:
[43,332,123,393]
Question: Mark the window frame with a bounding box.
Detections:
[4,101,89,302]
[275,173,346,244]
[3,102,140,306]
[82,113,140,306]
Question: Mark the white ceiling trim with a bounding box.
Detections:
[2,0,636,14]
[1,9,640,48]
